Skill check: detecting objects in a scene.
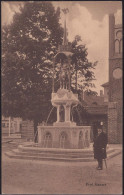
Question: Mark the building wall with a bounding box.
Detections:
[79,111,108,142]
[108,14,122,143]
[108,102,118,143]
[83,91,104,106]
[104,86,109,102]
[2,118,14,135]
[81,91,108,142]
[2,116,22,135]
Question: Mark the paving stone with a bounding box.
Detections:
[2,142,122,194]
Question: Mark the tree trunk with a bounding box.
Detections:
[34,119,38,143]
[75,62,77,90]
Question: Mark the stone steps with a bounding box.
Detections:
[5,146,121,162]
[15,148,115,158]
[5,151,95,162]
[11,148,94,158]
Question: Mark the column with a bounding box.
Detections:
[57,105,60,122]
[64,105,70,122]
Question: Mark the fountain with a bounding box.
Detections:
[37,9,91,149]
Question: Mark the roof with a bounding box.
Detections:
[83,92,104,106]
[101,82,109,87]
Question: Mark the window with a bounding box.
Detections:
[43,132,52,148]
[2,123,5,128]
[79,131,83,140]
[115,39,119,53]
[78,131,84,149]
[85,131,88,139]
[120,39,122,53]
[60,132,67,148]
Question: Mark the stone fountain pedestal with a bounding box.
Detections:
[38,125,90,149]
[38,89,91,149]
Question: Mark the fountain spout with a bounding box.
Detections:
[45,106,55,125]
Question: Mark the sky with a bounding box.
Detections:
[1,1,122,94]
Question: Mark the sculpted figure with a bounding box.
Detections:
[59,61,69,89]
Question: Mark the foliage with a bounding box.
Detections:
[2,1,63,128]
[70,35,98,95]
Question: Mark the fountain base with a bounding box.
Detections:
[5,143,122,162]
[38,125,91,149]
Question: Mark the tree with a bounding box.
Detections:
[70,35,97,95]
[68,35,98,124]
[2,1,63,139]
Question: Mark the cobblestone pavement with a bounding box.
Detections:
[2,141,122,194]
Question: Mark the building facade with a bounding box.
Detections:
[2,116,22,135]
[80,90,108,142]
[107,14,122,143]
[101,82,109,103]
[80,13,122,144]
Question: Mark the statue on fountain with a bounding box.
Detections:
[59,60,70,89]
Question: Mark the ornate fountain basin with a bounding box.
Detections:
[38,125,91,149]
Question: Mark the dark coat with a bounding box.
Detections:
[93,132,108,159]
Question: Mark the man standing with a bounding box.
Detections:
[93,126,108,170]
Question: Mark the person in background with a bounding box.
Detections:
[93,126,108,170]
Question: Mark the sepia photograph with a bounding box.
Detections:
[1,1,123,194]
